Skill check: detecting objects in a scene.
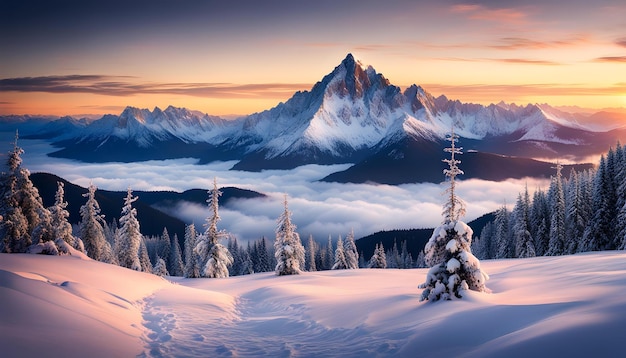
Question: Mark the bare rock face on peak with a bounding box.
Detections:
[12,53,621,183]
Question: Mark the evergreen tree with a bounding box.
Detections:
[0,134,40,252]
[331,235,349,270]
[513,187,535,258]
[419,127,488,301]
[153,257,168,276]
[581,155,617,251]
[49,181,75,246]
[274,195,305,275]
[547,163,567,256]
[324,235,334,270]
[194,178,233,278]
[344,229,359,269]
[368,242,387,269]
[400,240,412,269]
[239,249,254,275]
[79,182,110,261]
[117,187,142,270]
[494,205,511,259]
[139,237,152,273]
[168,234,184,276]
[158,228,172,268]
[530,189,550,256]
[183,223,201,278]
[31,205,53,245]
[306,235,317,272]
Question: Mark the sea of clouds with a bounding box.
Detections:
[2,133,550,242]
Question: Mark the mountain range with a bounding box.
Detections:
[4,53,624,184]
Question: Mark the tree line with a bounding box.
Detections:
[473,143,626,259]
[1,135,417,277]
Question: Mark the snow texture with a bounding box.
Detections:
[1,251,626,357]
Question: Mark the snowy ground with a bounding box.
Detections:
[1,251,626,357]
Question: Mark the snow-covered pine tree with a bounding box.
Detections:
[168,234,184,276]
[117,187,142,270]
[324,235,334,270]
[581,154,618,251]
[153,256,168,276]
[306,234,317,271]
[530,189,550,256]
[332,235,349,270]
[158,228,172,268]
[513,186,535,258]
[419,127,488,302]
[274,195,305,275]
[139,237,152,273]
[79,182,110,261]
[183,223,201,278]
[344,229,359,269]
[194,178,233,278]
[227,237,241,276]
[49,181,76,247]
[547,163,566,256]
[494,205,511,259]
[1,134,39,252]
[368,242,387,269]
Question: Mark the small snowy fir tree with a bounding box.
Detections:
[419,127,489,302]
[153,257,169,276]
[194,178,233,278]
[49,181,76,246]
[1,134,38,252]
[344,229,359,269]
[332,235,349,270]
[183,223,201,278]
[368,243,387,268]
[274,195,305,275]
[306,234,317,271]
[117,187,142,270]
[168,234,184,276]
[79,182,111,261]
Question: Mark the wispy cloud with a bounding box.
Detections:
[594,56,626,63]
[490,36,592,50]
[450,3,529,25]
[421,83,626,101]
[0,75,309,99]
[616,38,626,48]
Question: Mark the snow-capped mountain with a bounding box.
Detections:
[5,53,624,183]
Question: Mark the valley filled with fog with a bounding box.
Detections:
[3,133,551,242]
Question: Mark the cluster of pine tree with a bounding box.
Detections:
[0,136,377,278]
[474,143,626,259]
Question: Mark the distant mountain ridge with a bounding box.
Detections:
[2,53,623,183]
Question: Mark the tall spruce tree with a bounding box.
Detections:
[419,127,488,302]
[331,235,349,270]
[368,242,387,268]
[274,195,305,275]
[117,187,142,270]
[194,178,233,278]
[344,229,359,269]
[0,133,43,252]
[79,182,111,262]
[513,186,535,258]
[306,235,317,272]
[547,163,567,255]
[168,234,184,276]
[183,223,201,278]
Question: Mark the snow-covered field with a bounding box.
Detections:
[2,251,625,357]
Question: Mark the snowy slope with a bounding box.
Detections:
[2,251,625,357]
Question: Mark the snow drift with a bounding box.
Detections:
[1,251,625,357]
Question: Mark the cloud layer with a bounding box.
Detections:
[7,134,550,243]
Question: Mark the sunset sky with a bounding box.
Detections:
[1,0,625,117]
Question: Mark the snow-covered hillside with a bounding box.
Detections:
[2,251,625,357]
